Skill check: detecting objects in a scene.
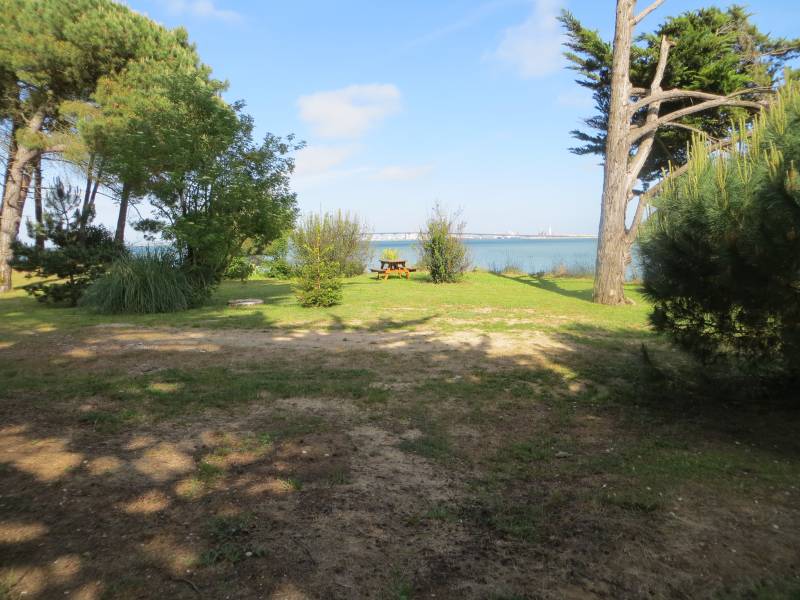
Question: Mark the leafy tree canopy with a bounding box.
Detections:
[136,108,300,282]
[69,56,234,198]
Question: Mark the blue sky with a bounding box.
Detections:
[34,1,800,238]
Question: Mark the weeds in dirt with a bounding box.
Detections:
[717,578,800,599]
[384,569,414,600]
[196,461,224,485]
[424,503,459,522]
[398,433,452,461]
[201,515,266,565]
[77,408,139,432]
[327,468,351,486]
[1,362,386,425]
[280,477,303,491]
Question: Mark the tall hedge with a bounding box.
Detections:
[640,82,800,371]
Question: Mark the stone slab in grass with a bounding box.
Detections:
[227,298,265,308]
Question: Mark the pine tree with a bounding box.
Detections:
[640,82,800,372]
[0,0,214,291]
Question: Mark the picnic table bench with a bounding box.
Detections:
[371,259,416,280]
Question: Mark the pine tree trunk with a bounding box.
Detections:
[1,121,18,213]
[593,0,634,305]
[115,182,130,245]
[0,148,35,292]
[34,155,44,251]
[82,155,94,213]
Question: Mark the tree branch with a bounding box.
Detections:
[660,121,717,140]
[24,108,47,133]
[42,144,67,154]
[629,86,772,112]
[629,97,766,145]
[625,36,673,193]
[631,0,665,27]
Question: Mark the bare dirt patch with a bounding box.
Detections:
[2,323,799,598]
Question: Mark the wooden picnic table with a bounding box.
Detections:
[371,259,416,280]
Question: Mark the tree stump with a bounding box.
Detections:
[227,298,264,308]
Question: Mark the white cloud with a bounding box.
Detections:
[491,0,564,78]
[293,145,358,177]
[372,165,433,181]
[297,84,402,139]
[166,0,242,23]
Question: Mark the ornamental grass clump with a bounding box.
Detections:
[81,251,196,314]
[640,82,800,373]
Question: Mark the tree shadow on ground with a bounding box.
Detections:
[0,315,799,599]
[489,272,595,302]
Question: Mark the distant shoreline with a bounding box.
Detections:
[369,233,597,241]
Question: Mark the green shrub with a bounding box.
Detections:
[640,82,800,371]
[256,233,295,279]
[292,214,343,307]
[295,259,343,307]
[81,251,198,314]
[381,247,400,261]
[224,256,255,282]
[418,204,469,283]
[12,179,123,306]
[292,210,371,277]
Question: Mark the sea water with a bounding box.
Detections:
[370,238,600,275]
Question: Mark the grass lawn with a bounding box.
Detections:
[1,271,798,599]
[0,270,652,337]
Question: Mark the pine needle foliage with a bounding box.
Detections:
[292,214,343,308]
[12,180,122,306]
[640,82,800,371]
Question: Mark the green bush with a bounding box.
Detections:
[640,82,800,371]
[295,259,343,307]
[418,204,469,283]
[224,256,255,282]
[292,210,371,277]
[81,251,199,314]
[380,247,400,261]
[256,233,295,279]
[12,179,123,306]
[292,214,343,307]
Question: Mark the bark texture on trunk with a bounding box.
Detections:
[0,147,36,292]
[0,109,48,292]
[2,120,18,213]
[593,0,635,305]
[115,182,130,245]
[34,155,44,251]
